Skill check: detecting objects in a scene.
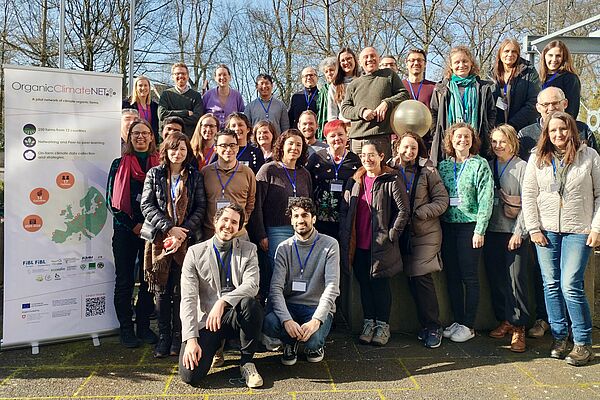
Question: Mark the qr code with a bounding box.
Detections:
[85,296,106,317]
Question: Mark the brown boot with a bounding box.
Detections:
[510,326,526,353]
[489,320,514,338]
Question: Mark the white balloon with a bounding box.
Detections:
[390,100,433,137]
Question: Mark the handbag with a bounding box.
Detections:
[499,188,521,219]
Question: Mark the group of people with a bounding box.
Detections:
[108,38,599,389]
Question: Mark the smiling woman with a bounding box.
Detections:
[202,64,245,128]
[430,46,496,163]
[123,76,160,144]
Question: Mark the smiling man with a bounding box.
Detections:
[288,67,320,130]
[263,197,340,366]
[341,47,410,159]
[297,110,327,157]
[179,203,264,388]
[245,73,290,134]
[158,63,204,138]
[200,129,256,239]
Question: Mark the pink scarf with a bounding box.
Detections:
[111,153,159,217]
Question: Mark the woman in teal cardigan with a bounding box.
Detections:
[438,122,494,343]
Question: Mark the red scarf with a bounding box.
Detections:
[111,153,159,217]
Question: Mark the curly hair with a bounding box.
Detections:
[443,122,481,158]
[443,46,480,80]
[286,197,316,217]
[272,129,308,166]
[393,132,428,160]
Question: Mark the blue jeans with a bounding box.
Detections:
[266,225,295,264]
[263,303,333,351]
[535,231,592,345]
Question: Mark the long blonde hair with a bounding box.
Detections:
[443,46,480,80]
[130,76,151,106]
[190,113,219,162]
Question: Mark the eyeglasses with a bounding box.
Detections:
[131,131,151,137]
[201,124,217,128]
[538,100,564,108]
[302,73,317,78]
[216,143,239,149]
[407,58,425,64]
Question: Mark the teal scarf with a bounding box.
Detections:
[448,74,479,128]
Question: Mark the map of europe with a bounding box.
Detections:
[51,187,107,243]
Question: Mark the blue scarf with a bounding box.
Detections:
[448,74,479,128]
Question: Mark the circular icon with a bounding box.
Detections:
[23,214,43,232]
[587,109,599,132]
[23,124,36,135]
[23,136,36,148]
[56,172,75,189]
[30,188,50,205]
[23,149,36,161]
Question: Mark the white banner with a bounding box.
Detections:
[2,65,121,348]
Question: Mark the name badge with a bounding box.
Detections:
[494,197,499,206]
[239,160,249,166]
[136,194,142,202]
[216,199,229,210]
[330,179,344,192]
[449,197,462,206]
[496,97,508,110]
[288,196,300,206]
[291,280,307,293]
[549,182,560,192]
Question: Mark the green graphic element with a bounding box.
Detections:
[52,187,107,243]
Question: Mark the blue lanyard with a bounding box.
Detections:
[551,158,563,180]
[170,174,181,200]
[328,149,347,180]
[237,144,249,160]
[503,84,508,96]
[542,72,559,89]
[494,156,514,189]
[281,162,297,196]
[213,244,232,287]
[453,158,469,190]
[408,80,424,101]
[304,89,317,109]
[399,166,415,193]
[215,161,240,197]
[293,235,319,277]
[259,97,273,119]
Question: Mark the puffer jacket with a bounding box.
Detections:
[430,77,497,163]
[492,58,540,132]
[339,166,409,278]
[390,158,449,277]
[141,164,207,243]
[522,145,600,235]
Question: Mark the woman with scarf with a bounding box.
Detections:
[539,40,581,118]
[492,38,540,132]
[141,132,206,358]
[107,119,160,349]
[430,46,496,163]
[122,76,160,144]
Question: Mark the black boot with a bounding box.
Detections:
[170,331,182,356]
[154,334,172,358]
[136,324,158,345]
[120,327,141,348]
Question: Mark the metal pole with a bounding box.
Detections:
[128,0,135,94]
[546,0,550,35]
[325,0,331,55]
[59,0,65,68]
[532,14,600,45]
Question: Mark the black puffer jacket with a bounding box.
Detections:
[339,166,409,278]
[493,58,540,132]
[141,164,206,243]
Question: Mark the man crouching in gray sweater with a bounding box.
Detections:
[263,197,340,366]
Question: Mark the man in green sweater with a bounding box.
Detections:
[341,47,410,159]
[158,63,204,138]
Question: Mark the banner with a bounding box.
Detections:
[2,65,121,348]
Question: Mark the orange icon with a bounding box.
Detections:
[30,188,50,205]
[23,215,43,232]
[56,172,75,189]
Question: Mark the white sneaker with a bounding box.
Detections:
[240,362,263,388]
[442,322,460,338]
[450,324,475,343]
